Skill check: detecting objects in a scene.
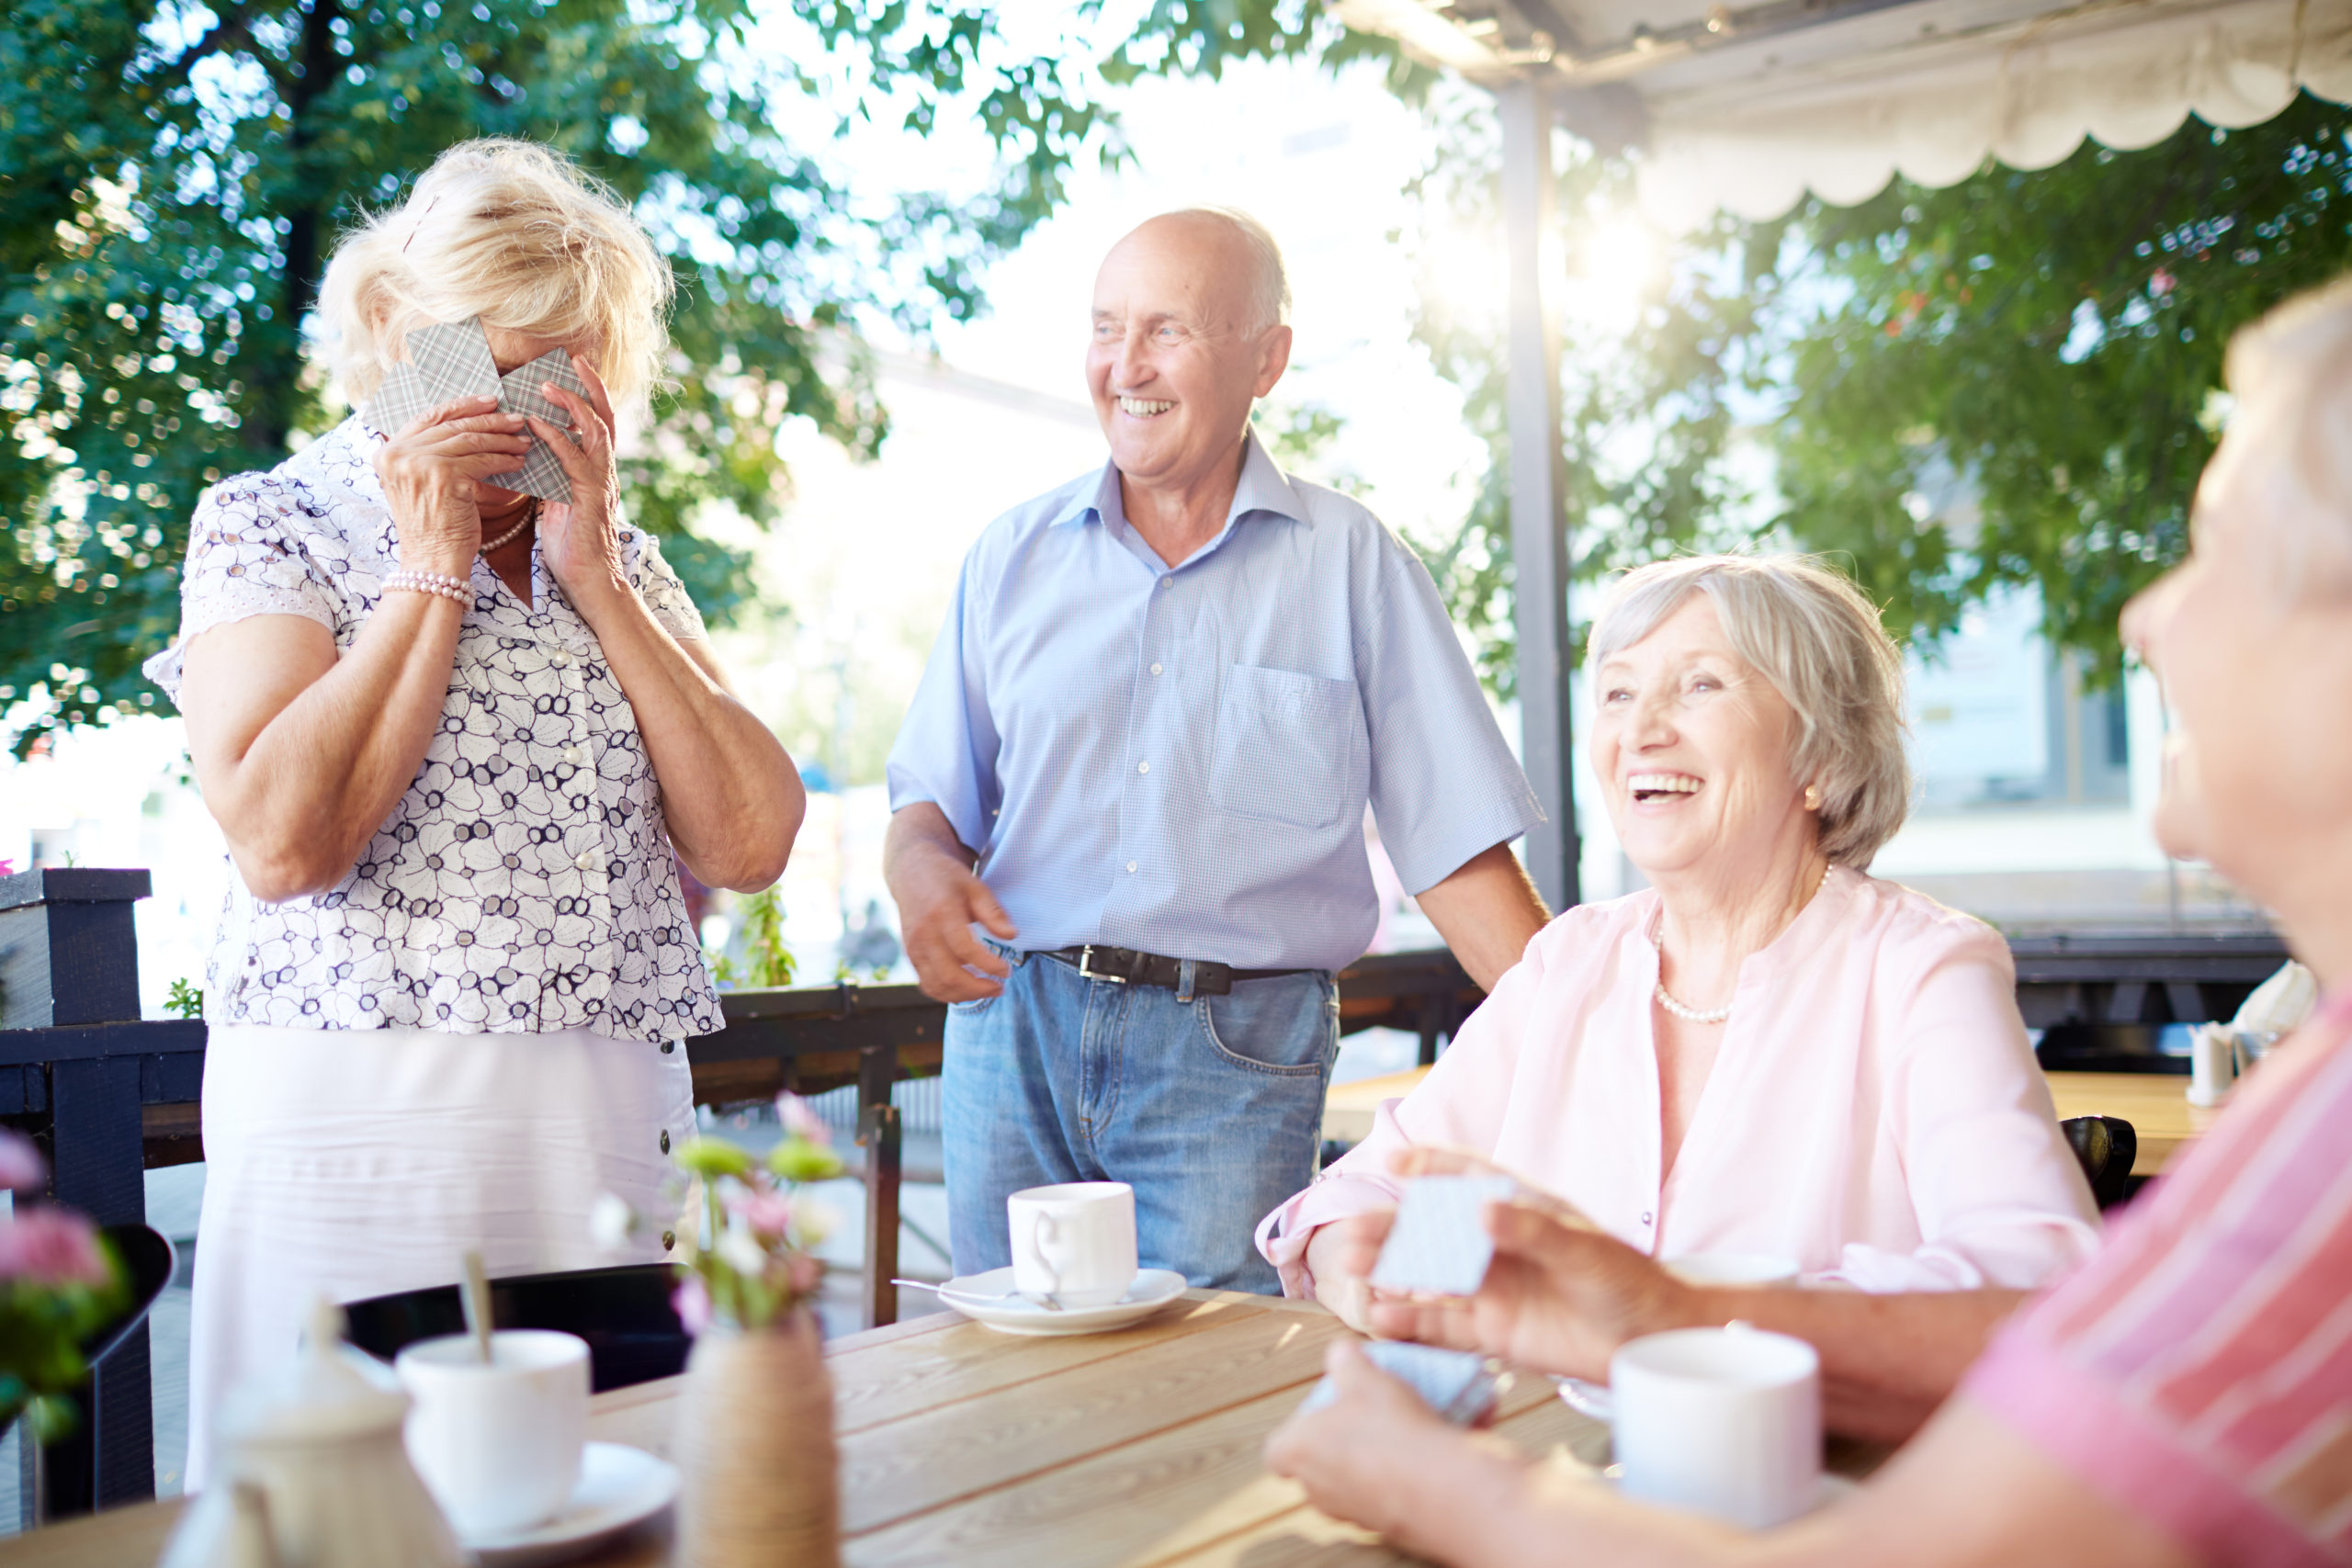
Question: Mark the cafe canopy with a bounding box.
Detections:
[1326,0,2352,909]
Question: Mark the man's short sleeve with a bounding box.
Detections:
[1354,532,1543,895]
[1963,997,2352,1567]
[886,551,1000,854]
[141,474,343,704]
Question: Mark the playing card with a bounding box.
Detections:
[491,347,587,503]
[359,359,437,439]
[1366,1175,1517,1297]
[1298,1341,1499,1426]
[359,317,501,437]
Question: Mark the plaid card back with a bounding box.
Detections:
[491,348,587,504]
[359,318,502,437]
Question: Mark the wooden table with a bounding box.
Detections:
[0,1292,1613,1567]
[1325,1067,2217,1178]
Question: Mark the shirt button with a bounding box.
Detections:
[660,1129,671,1154]
[562,746,583,765]
[575,851,596,870]
[660,1041,674,1055]
[1158,577,1170,590]
[1126,861,1138,874]
[1136,761,1149,774]
[662,1230,676,1251]
[1150,662,1163,675]
[1640,1212,1654,1225]
[550,650,571,667]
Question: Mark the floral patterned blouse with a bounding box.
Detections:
[143,418,725,1041]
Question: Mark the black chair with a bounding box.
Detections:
[341,1262,691,1392]
[2062,1115,2140,1210]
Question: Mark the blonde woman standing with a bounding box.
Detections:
[145,140,803,1482]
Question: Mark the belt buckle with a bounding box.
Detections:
[1077,945,1125,985]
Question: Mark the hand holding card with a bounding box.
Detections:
[1298,1340,1501,1427]
[1367,1175,1518,1297]
[359,318,582,504]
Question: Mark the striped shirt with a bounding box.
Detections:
[1967,989,2352,1566]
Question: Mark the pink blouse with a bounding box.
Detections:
[1259,868,2102,1294]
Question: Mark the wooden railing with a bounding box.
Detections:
[0,865,2288,1517]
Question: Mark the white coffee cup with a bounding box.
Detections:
[1610,1324,1821,1529]
[1662,1252,1802,1288]
[1009,1181,1137,1309]
[395,1329,589,1537]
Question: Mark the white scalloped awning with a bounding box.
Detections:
[1333,0,2352,232]
[1630,0,2352,231]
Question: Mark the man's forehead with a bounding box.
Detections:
[1092,224,1242,321]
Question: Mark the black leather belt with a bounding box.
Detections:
[1042,945,1308,997]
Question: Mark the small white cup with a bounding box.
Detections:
[1009,1181,1137,1309]
[1662,1252,1801,1288]
[1611,1324,1821,1529]
[395,1329,589,1537]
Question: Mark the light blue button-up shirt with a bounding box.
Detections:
[886,432,1544,972]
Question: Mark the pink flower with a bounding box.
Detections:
[0,1131,47,1192]
[0,1208,113,1287]
[673,1273,712,1336]
[0,860,15,877]
[726,1187,797,1240]
[777,1094,831,1148]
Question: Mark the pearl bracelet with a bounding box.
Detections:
[382,570,471,606]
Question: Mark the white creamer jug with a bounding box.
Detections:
[159,1301,464,1568]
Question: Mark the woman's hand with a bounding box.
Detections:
[371,394,531,575]
[1303,1212,1392,1331]
[1266,1342,1526,1558]
[526,356,633,619]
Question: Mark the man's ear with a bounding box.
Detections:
[1252,323,1295,399]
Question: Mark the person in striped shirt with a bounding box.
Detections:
[1267,274,2352,1568]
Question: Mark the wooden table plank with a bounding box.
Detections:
[842,1342,1566,1568]
[842,1306,1344,1535]
[1326,1067,2216,1177]
[1146,1375,1609,1567]
[833,1295,1269,1434]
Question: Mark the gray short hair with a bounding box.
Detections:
[2221,274,2352,593]
[1167,207,1290,337]
[1589,555,1912,869]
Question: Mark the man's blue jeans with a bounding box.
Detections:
[942,945,1339,1293]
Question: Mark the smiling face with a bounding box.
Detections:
[1590,594,1816,886]
[2121,396,2352,908]
[1086,214,1292,498]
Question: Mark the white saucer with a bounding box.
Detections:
[466,1441,680,1567]
[934,1267,1190,1337]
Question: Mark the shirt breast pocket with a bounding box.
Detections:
[1209,663,1360,830]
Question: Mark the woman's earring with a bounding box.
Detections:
[1804,784,1822,811]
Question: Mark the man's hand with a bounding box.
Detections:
[885,803,1017,1002]
[1363,1146,1696,1381]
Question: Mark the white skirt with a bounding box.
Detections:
[187,1023,694,1489]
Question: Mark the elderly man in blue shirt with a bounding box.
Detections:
[885,208,1551,1292]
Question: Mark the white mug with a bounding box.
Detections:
[1662,1252,1801,1288]
[1009,1181,1137,1309]
[1610,1324,1821,1529]
[395,1329,589,1537]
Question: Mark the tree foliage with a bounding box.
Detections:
[0,0,1390,752]
[1411,91,2352,690]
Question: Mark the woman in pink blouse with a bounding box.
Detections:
[1262,276,2352,1568]
[1258,555,2099,1308]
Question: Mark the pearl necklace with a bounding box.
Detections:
[1654,862,1835,1026]
[481,497,540,556]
